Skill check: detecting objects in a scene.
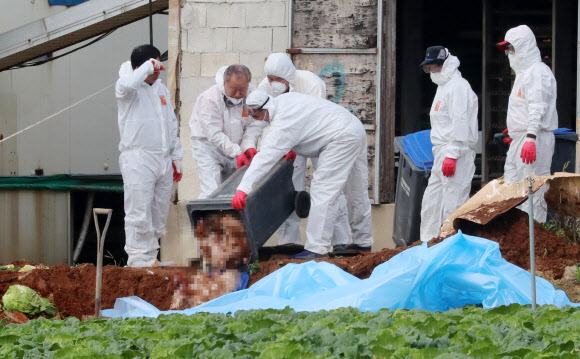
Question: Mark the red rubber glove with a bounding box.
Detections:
[232,190,247,210]
[151,59,165,71]
[244,148,258,160]
[172,160,183,182]
[283,150,297,161]
[521,139,537,164]
[502,128,512,145]
[236,153,250,169]
[442,157,456,177]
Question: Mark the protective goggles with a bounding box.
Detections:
[243,97,269,120]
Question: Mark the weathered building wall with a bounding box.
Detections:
[290,0,380,202]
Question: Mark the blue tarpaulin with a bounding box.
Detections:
[102,232,577,318]
[401,130,434,172]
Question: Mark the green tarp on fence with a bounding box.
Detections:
[0,175,123,192]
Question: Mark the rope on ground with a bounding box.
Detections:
[0,82,116,145]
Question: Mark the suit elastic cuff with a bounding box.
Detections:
[237,184,251,194]
[526,128,539,137]
[240,143,254,153]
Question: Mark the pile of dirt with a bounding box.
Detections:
[0,264,178,320]
[1,213,252,321]
[249,246,412,286]
[457,209,580,280]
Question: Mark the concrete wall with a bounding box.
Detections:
[177,0,288,201]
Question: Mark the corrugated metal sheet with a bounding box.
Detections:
[0,190,70,265]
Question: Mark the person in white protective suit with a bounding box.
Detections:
[116,44,184,267]
[189,65,265,199]
[497,25,558,222]
[231,90,374,259]
[419,46,478,242]
[257,53,350,251]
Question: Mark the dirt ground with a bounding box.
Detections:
[2,208,580,323]
[0,264,178,324]
[456,209,580,280]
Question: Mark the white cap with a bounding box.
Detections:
[245,90,272,110]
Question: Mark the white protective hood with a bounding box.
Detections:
[215,66,228,95]
[263,53,297,91]
[430,51,460,86]
[119,60,133,77]
[505,25,541,73]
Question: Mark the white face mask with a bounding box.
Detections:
[270,81,288,96]
[226,96,243,105]
[430,71,445,85]
[507,52,521,72]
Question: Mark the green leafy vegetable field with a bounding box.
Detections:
[1,304,580,358]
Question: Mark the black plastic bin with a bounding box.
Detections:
[186,159,310,261]
[392,137,430,247]
[551,133,577,174]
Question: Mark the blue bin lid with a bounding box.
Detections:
[554,128,576,135]
[401,130,434,172]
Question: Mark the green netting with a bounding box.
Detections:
[0,175,123,192]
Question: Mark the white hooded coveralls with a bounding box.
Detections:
[189,67,263,199]
[420,53,478,242]
[258,53,350,246]
[503,25,558,222]
[238,92,374,255]
[116,60,184,267]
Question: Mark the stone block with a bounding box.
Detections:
[207,3,245,28]
[272,26,288,51]
[181,3,206,29]
[187,28,227,53]
[181,52,201,77]
[232,28,272,52]
[245,2,285,27]
[200,52,240,76]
